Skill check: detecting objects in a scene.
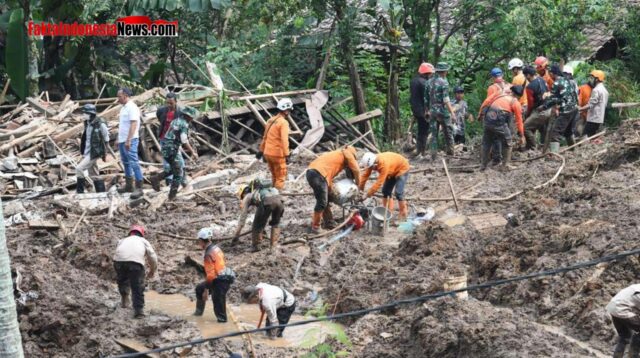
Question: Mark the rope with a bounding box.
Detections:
[109,247,640,358]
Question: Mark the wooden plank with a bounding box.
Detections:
[245,99,267,126]
[114,339,161,358]
[346,109,383,125]
[231,89,316,101]
[26,97,57,116]
[28,220,60,230]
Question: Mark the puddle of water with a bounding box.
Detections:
[145,290,339,348]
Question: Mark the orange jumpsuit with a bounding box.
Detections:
[260,113,290,190]
[204,244,226,284]
[359,152,410,198]
[479,93,524,136]
[578,84,593,121]
[308,146,360,189]
[512,73,528,108]
[542,71,554,91]
[487,80,506,98]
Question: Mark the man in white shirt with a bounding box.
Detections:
[578,70,609,139]
[117,88,144,198]
[242,283,296,339]
[113,224,158,318]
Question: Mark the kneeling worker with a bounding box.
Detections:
[607,284,640,358]
[194,228,235,322]
[234,179,285,251]
[358,152,410,221]
[150,106,199,200]
[306,145,360,233]
[478,85,526,170]
[242,283,296,339]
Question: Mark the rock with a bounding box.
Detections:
[191,169,238,189]
[3,200,26,216]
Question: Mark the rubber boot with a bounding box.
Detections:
[168,185,179,201]
[121,293,130,308]
[134,309,145,318]
[251,231,262,252]
[150,172,166,192]
[94,179,106,193]
[270,227,281,250]
[629,334,640,358]
[549,141,560,154]
[310,211,323,234]
[193,298,205,316]
[322,206,336,229]
[76,177,86,194]
[480,146,490,171]
[398,201,408,222]
[500,147,513,171]
[130,180,144,199]
[566,135,576,149]
[118,177,133,194]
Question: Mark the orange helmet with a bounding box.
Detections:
[418,62,434,74]
[590,70,605,82]
[534,56,548,68]
[129,224,145,237]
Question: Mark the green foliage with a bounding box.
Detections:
[620,6,640,81]
[300,303,352,357]
[5,8,27,100]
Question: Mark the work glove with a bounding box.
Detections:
[255,151,263,160]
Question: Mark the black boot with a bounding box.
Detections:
[134,309,145,318]
[150,172,166,192]
[629,334,640,358]
[193,298,206,316]
[480,146,490,171]
[168,185,179,200]
[118,177,133,194]
[76,177,86,194]
[130,180,144,199]
[94,179,106,193]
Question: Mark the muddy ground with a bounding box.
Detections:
[3,119,640,357]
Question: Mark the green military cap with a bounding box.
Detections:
[181,106,198,119]
[435,62,450,72]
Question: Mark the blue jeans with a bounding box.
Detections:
[118,138,143,181]
[381,172,409,201]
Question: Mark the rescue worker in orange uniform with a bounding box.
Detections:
[577,82,593,137]
[358,152,411,221]
[258,98,292,190]
[478,85,526,170]
[534,56,554,91]
[306,146,360,233]
[194,228,235,322]
[487,68,507,98]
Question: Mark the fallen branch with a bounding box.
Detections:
[303,211,356,240]
[442,158,459,212]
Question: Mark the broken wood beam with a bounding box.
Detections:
[232,89,316,101]
[26,97,57,116]
[346,109,383,125]
[245,99,267,126]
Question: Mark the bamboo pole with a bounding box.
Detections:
[442,158,459,212]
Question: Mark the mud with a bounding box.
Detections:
[4,120,640,357]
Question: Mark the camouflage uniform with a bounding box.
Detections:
[429,76,454,155]
[544,76,578,144]
[161,116,189,189]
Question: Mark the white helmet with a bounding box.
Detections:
[197,227,214,241]
[508,58,524,70]
[359,152,377,168]
[277,98,293,111]
[563,65,574,75]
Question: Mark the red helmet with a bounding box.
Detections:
[129,224,145,237]
[418,62,434,74]
[534,56,548,68]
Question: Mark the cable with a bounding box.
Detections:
[109,247,640,358]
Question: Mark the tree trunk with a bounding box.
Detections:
[385,50,401,143]
[23,1,39,97]
[0,200,24,357]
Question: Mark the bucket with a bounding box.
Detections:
[371,206,392,236]
[443,274,468,300]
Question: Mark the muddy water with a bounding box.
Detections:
[146,290,339,348]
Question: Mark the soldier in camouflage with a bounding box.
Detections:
[428,62,457,159]
[543,64,578,152]
[150,106,199,200]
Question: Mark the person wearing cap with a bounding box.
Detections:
[478,86,526,170]
[523,65,552,150]
[542,64,579,152]
[116,88,144,198]
[534,56,554,91]
[509,58,528,113]
[233,178,284,252]
[578,70,609,139]
[194,228,235,322]
[113,224,158,318]
[258,99,292,190]
[150,106,199,200]
[242,283,296,340]
[487,67,506,98]
[410,62,434,158]
[562,65,580,142]
[452,86,470,146]
[428,62,456,159]
[358,152,411,221]
[606,284,640,358]
[76,104,109,193]
[306,146,360,233]
[156,92,186,187]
